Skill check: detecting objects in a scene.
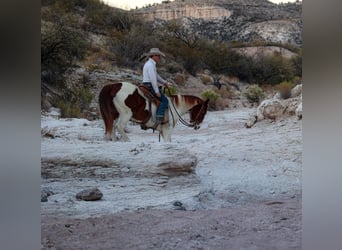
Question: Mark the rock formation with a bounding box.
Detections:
[133,0,302,46]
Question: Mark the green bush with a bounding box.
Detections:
[243,84,265,104]
[163,86,177,96]
[201,89,219,102]
[56,100,82,118]
[55,86,94,118]
[250,53,295,85]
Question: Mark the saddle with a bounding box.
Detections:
[138,84,161,107]
[138,84,161,130]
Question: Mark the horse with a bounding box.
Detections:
[98,82,209,142]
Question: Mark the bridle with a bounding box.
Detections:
[190,102,207,129]
[170,98,195,128]
[167,91,205,129]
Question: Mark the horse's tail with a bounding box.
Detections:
[98,83,121,136]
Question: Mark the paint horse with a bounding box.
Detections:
[99,82,209,142]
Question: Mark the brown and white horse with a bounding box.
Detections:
[99,82,209,142]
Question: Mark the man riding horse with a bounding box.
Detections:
[142,48,172,129]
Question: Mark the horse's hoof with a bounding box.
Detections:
[140,124,148,130]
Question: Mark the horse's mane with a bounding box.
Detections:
[169,94,205,106]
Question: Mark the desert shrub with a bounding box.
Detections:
[243,84,265,104]
[202,90,218,110]
[165,63,183,74]
[56,100,82,118]
[162,19,199,49]
[216,86,233,99]
[201,89,219,103]
[199,74,212,84]
[174,46,202,75]
[85,4,142,33]
[291,52,302,77]
[160,24,204,75]
[41,22,89,100]
[173,74,186,85]
[201,89,230,111]
[276,81,294,99]
[109,22,157,68]
[83,48,113,71]
[292,76,302,85]
[163,86,177,96]
[200,41,243,75]
[213,98,230,110]
[250,53,295,85]
[54,85,94,118]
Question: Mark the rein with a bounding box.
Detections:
[165,87,195,128]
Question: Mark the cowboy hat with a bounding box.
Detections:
[138,48,166,62]
[146,48,166,57]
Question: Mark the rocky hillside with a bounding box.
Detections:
[133,0,302,46]
[41,0,302,118]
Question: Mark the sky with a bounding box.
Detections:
[105,0,298,10]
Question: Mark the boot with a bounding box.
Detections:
[152,116,163,131]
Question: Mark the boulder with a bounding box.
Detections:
[76,188,103,201]
[256,99,286,121]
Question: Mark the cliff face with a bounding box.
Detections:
[135,5,231,21]
[133,0,302,46]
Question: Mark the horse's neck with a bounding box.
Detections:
[170,95,200,115]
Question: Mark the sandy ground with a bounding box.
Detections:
[41,108,302,249]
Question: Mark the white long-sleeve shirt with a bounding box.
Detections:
[142,58,167,94]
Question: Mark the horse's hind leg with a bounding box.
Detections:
[102,110,119,141]
[104,115,115,141]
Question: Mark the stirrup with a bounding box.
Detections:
[152,121,161,131]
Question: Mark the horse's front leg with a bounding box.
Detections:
[116,116,130,142]
[161,125,172,142]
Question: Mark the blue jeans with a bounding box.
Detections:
[144,83,168,121]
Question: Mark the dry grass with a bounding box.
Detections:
[199,73,212,84]
[83,48,113,72]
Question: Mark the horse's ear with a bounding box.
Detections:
[205,99,209,105]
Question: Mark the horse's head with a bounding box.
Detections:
[189,99,209,130]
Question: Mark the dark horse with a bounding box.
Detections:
[99,82,209,142]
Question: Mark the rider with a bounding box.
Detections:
[142,48,172,128]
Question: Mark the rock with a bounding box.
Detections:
[47,107,61,119]
[156,154,197,177]
[257,99,286,121]
[133,1,302,46]
[245,113,257,128]
[283,96,302,116]
[295,102,302,119]
[76,188,103,201]
[291,84,302,98]
[41,188,54,202]
[173,200,186,210]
